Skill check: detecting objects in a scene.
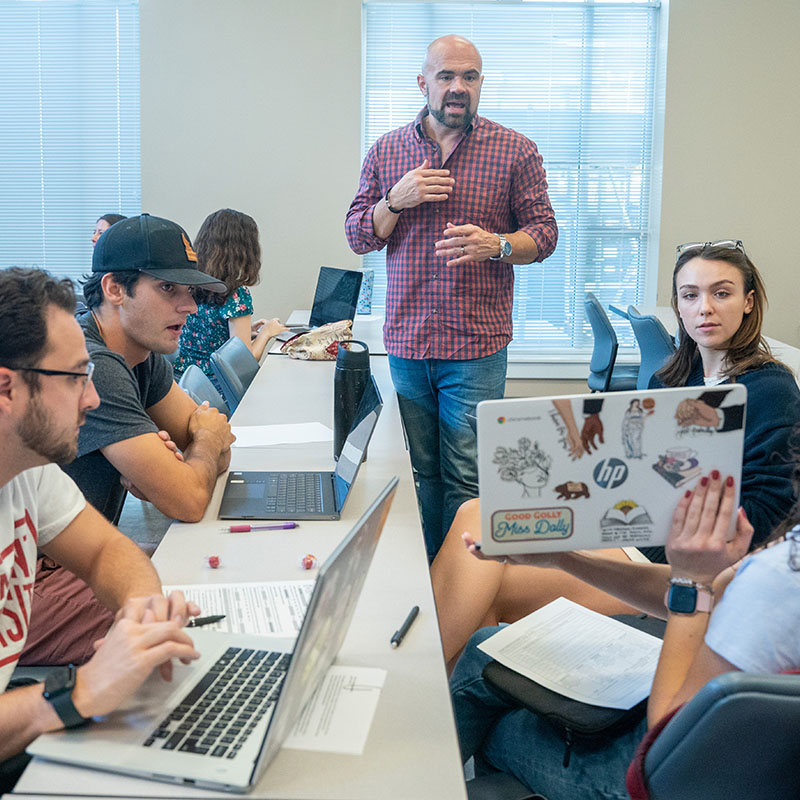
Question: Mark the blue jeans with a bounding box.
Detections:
[451,627,647,800]
[388,348,507,561]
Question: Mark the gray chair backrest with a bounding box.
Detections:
[627,305,676,390]
[209,336,259,412]
[584,292,618,392]
[178,364,229,416]
[644,671,800,800]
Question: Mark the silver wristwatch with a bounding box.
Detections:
[490,234,512,260]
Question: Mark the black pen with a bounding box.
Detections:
[390,605,419,648]
[187,614,226,628]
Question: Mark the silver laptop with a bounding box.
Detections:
[276,266,363,341]
[477,385,746,556]
[217,378,383,520]
[29,478,399,793]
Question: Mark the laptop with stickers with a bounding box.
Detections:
[477,385,746,556]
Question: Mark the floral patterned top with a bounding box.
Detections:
[173,286,254,380]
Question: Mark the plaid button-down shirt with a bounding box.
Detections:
[345,108,557,360]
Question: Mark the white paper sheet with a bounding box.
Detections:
[478,596,662,709]
[163,580,314,636]
[230,422,333,447]
[283,666,387,754]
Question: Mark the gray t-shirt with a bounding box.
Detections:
[62,312,174,523]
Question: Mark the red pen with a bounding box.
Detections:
[227,522,300,532]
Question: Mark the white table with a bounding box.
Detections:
[16,358,467,799]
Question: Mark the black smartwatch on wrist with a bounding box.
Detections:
[664,578,714,615]
[42,665,90,729]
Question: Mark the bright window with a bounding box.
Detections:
[0,0,140,281]
[362,0,663,355]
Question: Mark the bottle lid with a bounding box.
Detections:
[336,340,370,369]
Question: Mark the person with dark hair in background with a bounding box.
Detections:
[91,213,127,247]
[0,267,200,791]
[173,208,287,384]
[346,35,558,562]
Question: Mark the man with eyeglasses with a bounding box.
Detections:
[0,268,200,787]
[21,214,235,668]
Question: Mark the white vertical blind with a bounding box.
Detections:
[362,0,662,354]
[0,0,140,281]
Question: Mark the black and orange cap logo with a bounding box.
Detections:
[182,233,198,262]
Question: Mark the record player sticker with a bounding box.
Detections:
[652,448,701,488]
[491,508,573,543]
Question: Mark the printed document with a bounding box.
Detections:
[284,666,387,755]
[163,580,314,636]
[478,596,662,709]
[230,422,333,447]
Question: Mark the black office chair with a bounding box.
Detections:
[584,293,638,392]
[626,306,676,390]
[641,671,800,800]
[210,336,260,412]
[178,364,230,416]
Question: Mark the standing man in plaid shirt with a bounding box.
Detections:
[346,35,557,561]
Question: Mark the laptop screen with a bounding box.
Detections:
[308,267,363,327]
[333,377,382,508]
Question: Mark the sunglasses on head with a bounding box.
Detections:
[676,240,745,259]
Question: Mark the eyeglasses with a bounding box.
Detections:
[676,240,745,259]
[17,361,95,386]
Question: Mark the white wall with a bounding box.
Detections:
[141,0,800,360]
[140,0,363,324]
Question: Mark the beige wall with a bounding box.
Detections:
[141,0,800,363]
[658,0,800,347]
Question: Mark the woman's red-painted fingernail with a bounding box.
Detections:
[726,475,734,487]
[711,469,720,480]
[700,476,709,487]
[684,490,692,498]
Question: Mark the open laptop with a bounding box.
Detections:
[28,478,399,793]
[276,266,363,341]
[218,377,383,520]
[477,384,746,556]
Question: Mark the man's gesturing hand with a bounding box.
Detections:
[386,159,453,210]
[434,222,502,266]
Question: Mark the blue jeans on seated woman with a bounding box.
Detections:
[451,627,647,800]
[388,348,507,562]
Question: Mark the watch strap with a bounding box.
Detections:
[43,665,90,729]
[383,189,403,215]
[664,580,714,615]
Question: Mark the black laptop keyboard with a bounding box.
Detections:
[264,472,322,514]
[143,646,289,759]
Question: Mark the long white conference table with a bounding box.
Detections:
[15,354,468,799]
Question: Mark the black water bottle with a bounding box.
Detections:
[333,340,371,461]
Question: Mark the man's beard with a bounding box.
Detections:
[428,92,475,130]
[17,392,81,465]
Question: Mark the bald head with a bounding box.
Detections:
[418,35,484,131]
[422,35,482,75]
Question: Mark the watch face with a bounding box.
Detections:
[43,665,74,697]
[501,238,512,257]
[668,584,697,614]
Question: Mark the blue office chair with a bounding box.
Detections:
[584,293,638,392]
[210,336,260,412]
[642,671,800,800]
[178,364,230,416]
[626,306,676,390]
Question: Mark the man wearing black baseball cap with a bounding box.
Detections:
[62,213,234,524]
[22,214,237,667]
